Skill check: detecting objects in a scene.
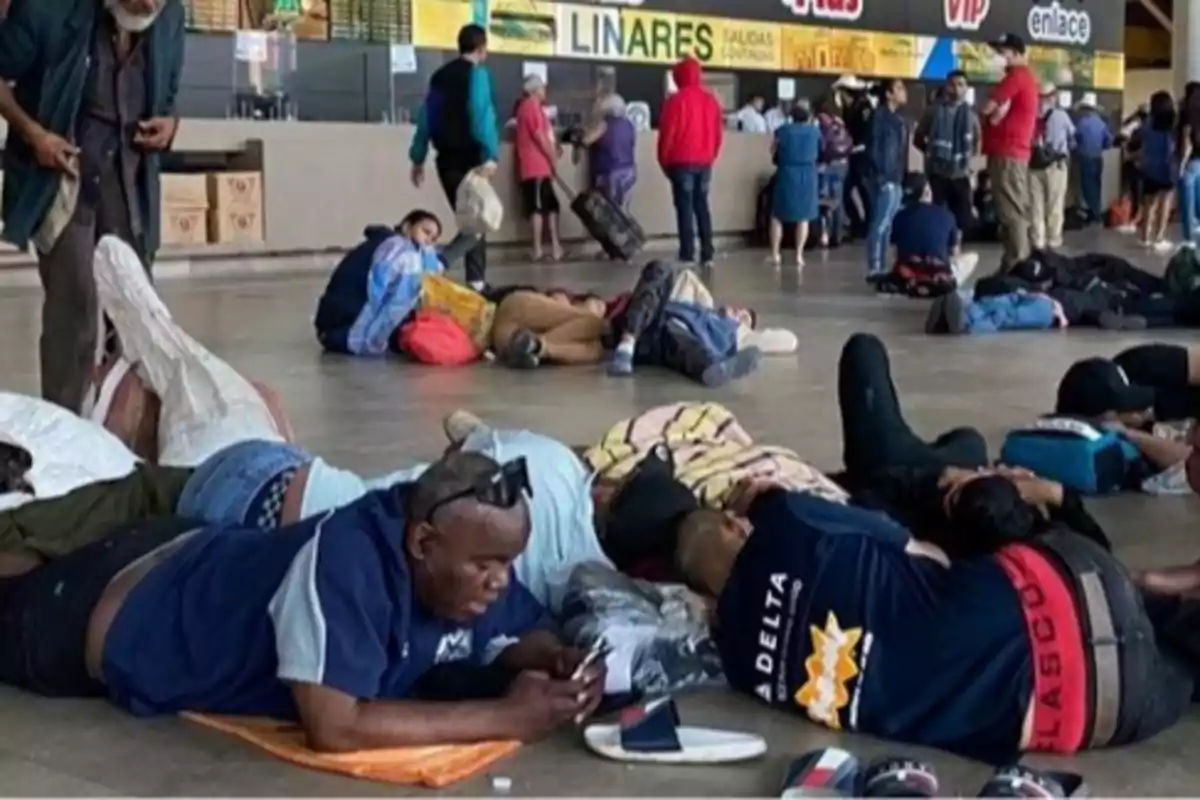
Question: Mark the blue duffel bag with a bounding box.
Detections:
[999,417,1143,495]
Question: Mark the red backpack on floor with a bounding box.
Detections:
[396,310,480,366]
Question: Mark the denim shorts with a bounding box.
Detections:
[177,440,312,528]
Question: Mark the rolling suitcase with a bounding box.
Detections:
[553,174,646,261]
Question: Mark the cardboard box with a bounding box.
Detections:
[161,174,209,208]
[208,206,264,244]
[207,171,262,210]
[161,207,208,247]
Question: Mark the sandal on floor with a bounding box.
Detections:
[977,765,1086,797]
[861,756,939,797]
[780,747,862,797]
[583,696,766,764]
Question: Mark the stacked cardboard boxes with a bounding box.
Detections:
[207,172,264,245]
[160,174,209,247]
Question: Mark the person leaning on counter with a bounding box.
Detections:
[0,0,185,415]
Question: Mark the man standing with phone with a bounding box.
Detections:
[0,0,185,414]
[410,23,500,291]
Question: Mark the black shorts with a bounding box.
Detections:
[521,178,560,218]
[1141,175,1175,195]
[0,517,200,697]
[1115,343,1200,422]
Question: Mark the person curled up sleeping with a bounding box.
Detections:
[0,451,606,750]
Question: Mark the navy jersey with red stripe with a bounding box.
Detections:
[713,490,1032,761]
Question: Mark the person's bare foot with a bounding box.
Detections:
[550,245,564,262]
[1135,562,1200,597]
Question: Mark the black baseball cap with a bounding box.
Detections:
[990,33,1027,55]
[1055,358,1156,418]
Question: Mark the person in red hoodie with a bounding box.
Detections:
[658,57,724,267]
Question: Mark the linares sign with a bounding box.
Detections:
[1028,1,1091,46]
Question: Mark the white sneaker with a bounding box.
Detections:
[1154,240,1176,254]
[1116,224,1137,234]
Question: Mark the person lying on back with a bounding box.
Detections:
[0,451,603,749]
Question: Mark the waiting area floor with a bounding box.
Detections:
[0,230,1198,795]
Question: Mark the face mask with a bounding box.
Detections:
[106,0,161,32]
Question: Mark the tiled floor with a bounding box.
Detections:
[1,230,1199,796]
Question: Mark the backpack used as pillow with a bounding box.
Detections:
[999,417,1142,495]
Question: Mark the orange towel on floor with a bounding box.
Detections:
[183,713,520,788]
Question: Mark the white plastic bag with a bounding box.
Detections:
[454,170,503,236]
[92,236,285,467]
[0,392,139,511]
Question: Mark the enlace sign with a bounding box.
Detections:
[1027,1,1091,46]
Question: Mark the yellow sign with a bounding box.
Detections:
[795,612,863,732]
[555,4,630,62]
[709,18,781,71]
[780,27,916,79]
[488,0,556,56]
[1093,51,1124,92]
[413,0,472,49]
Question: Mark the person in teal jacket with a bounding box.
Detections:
[0,0,185,415]
[409,24,500,290]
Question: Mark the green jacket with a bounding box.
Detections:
[0,0,185,256]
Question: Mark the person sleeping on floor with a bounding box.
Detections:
[0,451,608,751]
[925,252,1200,335]
[488,262,797,387]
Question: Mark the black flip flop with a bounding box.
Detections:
[978,765,1087,797]
[861,756,940,797]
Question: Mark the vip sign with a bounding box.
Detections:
[1028,1,1091,46]
[944,0,989,31]
[781,0,863,23]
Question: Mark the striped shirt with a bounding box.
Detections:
[584,402,848,509]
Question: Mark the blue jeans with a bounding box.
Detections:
[965,293,1055,333]
[866,182,902,277]
[1181,160,1200,245]
[667,166,714,263]
[1077,155,1104,220]
[177,439,313,527]
[819,162,848,241]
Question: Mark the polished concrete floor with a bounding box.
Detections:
[1,230,1199,796]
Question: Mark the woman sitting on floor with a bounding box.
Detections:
[314,210,447,356]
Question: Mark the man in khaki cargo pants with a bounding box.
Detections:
[979,34,1039,271]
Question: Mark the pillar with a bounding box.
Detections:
[1174,0,1200,94]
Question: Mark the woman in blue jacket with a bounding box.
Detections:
[314,210,445,355]
[769,101,821,267]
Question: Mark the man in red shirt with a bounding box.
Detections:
[980,34,1039,270]
[658,57,724,267]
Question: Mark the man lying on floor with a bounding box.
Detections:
[489,263,796,385]
[832,333,1110,554]
[0,451,605,748]
[1053,347,1196,493]
[926,254,1200,335]
[678,474,1200,759]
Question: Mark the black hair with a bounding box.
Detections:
[457,23,487,55]
[946,476,1041,558]
[398,208,442,238]
[817,92,840,116]
[1150,90,1176,132]
[873,79,902,101]
[946,70,968,82]
[790,102,812,124]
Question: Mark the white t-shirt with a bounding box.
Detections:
[737,105,768,134]
[0,392,139,511]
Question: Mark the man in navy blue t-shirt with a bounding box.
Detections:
[889,172,978,287]
[677,484,1192,761]
[0,451,603,750]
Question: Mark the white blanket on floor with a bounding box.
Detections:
[93,236,285,467]
[0,392,138,511]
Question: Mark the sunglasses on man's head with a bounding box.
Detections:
[423,457,532,522]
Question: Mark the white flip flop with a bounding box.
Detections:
[582,696,767,764]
